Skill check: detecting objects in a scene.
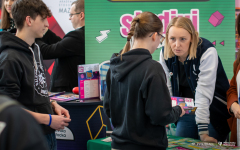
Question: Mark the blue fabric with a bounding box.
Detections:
[45,132,57,150]
[176,114,228,142]
[48,114,52,126]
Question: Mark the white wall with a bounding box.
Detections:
[43,0,74,34]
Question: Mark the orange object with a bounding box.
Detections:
[226,60,239,143]
[72,87,79,94]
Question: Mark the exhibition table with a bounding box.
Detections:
[56,99,107,150]
[87,135,240,150]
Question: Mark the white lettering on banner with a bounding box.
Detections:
[55,126,74,140]
[59,0,74,13]
[59,8,70,13]
[120,9,199,37]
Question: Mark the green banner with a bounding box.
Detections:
[86,0,235,78]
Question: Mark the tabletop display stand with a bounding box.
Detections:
[56,99,107,150]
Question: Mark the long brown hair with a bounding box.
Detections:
[121,11,163,57]
[1,0,11,30]
[236,14,240,66]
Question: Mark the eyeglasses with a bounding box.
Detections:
[149,32,165,44]
[69,12,81,18]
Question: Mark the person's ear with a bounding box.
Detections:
[79,12,85,20]
[25,16,32,27]
[151,32,158,41]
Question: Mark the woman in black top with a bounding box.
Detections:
[0,0,16,31]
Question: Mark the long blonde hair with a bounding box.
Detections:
[121,12,163,58]
[164,17,200,60]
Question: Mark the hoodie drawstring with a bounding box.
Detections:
[28,43,43,71]
[35,43,44,71]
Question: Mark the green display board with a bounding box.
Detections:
[85,0,235,78]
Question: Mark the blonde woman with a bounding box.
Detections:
[160,17,230,143]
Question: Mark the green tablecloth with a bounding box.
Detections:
[87,137,111,150]
[87,135,239,150]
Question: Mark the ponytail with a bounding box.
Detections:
[120,12,163,60]
[121,19,138,60]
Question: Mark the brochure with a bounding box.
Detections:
[171,96,197,114]
[50,93,79,102]
[48,91,65,97]
[78,63,100,100]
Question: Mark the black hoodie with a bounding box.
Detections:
[0,31,54,134]
[104,48,182,150]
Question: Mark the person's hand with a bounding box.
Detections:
[52,102,70,119]
[50,115,71,131]
[200,134,217,143]
[179,105,185,117]
[231,102,240,119]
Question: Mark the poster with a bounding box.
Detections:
[0,0,236,82]
[85,0,235,78]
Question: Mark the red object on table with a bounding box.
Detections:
[72,87,79,94]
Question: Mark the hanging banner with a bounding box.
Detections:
[85,0,235,78]
[43,0,74,35]
[42,0,75,87]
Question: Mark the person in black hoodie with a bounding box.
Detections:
[0,1,71,150]
[36,0,85,92]
[0,95,49,150]
[103,12,185,150]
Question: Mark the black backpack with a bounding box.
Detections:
[0,95,19,114]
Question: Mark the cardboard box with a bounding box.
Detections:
[78,64,99,100]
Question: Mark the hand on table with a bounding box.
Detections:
[200,134,217,143]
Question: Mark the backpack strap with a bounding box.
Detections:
[0,96,19,114]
